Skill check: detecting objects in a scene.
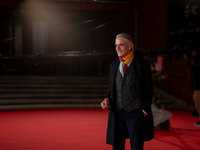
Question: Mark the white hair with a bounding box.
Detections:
[116,33,134,50]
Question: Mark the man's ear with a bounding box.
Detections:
[129,43,133,50]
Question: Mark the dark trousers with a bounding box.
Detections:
[113,108,144,150]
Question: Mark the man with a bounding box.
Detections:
[183,48,200,127]
[101,33,154,150]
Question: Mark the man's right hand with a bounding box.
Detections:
[101,98,109,110]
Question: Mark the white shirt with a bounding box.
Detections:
[119,60,132,77]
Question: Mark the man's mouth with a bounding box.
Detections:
[117,50,123,53]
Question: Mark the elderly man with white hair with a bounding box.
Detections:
[101,33,154,150]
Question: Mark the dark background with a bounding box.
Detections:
[0,0,199,106]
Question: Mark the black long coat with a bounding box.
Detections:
[105,56,154,145]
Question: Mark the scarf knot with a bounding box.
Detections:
[119,51,134,74]
[119,51,134,64]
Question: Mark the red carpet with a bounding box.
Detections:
[0,109,199,150]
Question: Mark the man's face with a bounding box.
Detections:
[115,37,132,58]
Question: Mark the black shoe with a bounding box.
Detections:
[194,120,200,127]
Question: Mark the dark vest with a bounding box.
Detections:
[115,62,142,113]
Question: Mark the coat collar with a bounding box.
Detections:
[112,56,141,80]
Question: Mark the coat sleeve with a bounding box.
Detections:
[106,90,111,100]
[105,62,112,100]
[105,60,118,109]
